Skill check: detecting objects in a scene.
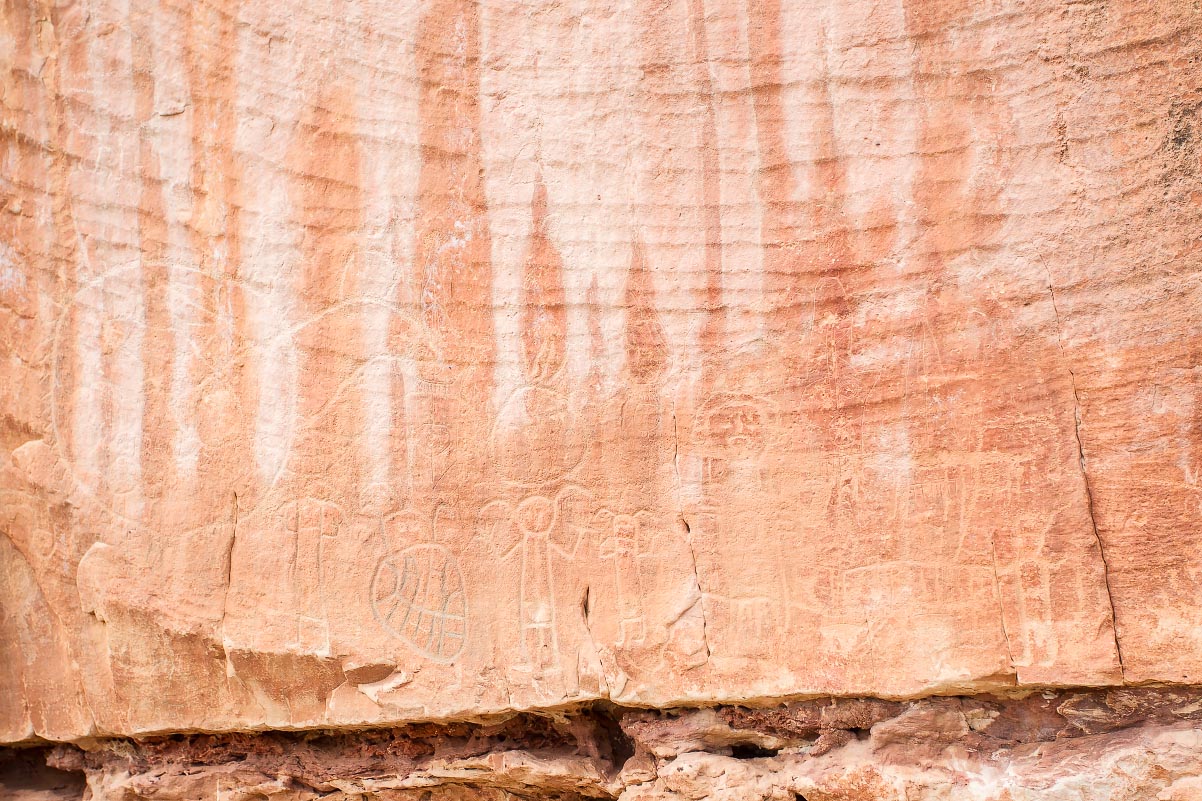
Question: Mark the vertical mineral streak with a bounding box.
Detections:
[184,0,253,518]
[413,0,495,371]
[410,0,496,506]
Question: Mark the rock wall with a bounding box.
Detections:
[13,690,1202,800]
[1,0,1201,796]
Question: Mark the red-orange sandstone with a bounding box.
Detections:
[1,0,1201,797]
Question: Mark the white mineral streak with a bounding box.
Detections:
[239,19,299,484]
[1,7,1200,798]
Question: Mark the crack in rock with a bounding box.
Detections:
[1042,263,1125,678]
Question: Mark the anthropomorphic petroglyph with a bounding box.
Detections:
[282,497,344,652]
[594,509,652,647]
[478,486,591,680]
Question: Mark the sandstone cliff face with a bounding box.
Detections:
[1,0,1201,796]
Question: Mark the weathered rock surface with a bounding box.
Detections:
[9,689,1202,800]
[2,0,1202,793]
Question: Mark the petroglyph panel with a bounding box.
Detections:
[1,0,1198,744]
[371,544,467,663]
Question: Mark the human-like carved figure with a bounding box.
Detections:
[694,393,781,454]
[281,497,344,651]
[594,509,654,647]
[516,496,558,673]
[690,381,785,503]
[478,486,590,678]
[491,177,585,489]
[414,375,454,490]
[51,263,258,528]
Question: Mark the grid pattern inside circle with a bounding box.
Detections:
[370,544,467,663]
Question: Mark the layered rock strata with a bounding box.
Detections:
[8,689,1202,800]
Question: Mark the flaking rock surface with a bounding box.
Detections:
[13,690,1202,800]
[1,0,1201,756]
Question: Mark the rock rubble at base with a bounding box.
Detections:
[8,688,1202,801]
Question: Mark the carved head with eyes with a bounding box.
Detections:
[517,495,556,536]
[698,394,778,453]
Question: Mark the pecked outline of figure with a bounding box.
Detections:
[477,485,591,679]
[593,508,656,647]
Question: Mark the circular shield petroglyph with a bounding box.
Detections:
[370,544,467,663]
